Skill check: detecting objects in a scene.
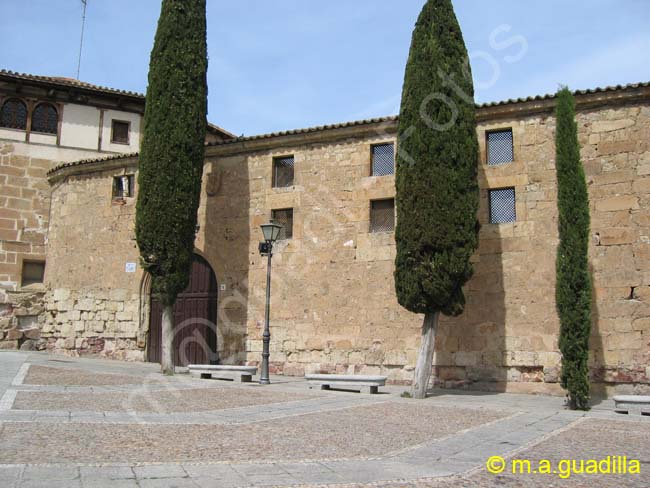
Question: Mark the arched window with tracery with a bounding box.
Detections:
[31,103,58,135]
[0,99,28,130]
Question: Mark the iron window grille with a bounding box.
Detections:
[31,103,58,135]
[487,129,514,166]
[272,156,295,188]
[111,120,130,144]
[0,99,28,130]
[370,199,395,233]
[112,175,135,200]
[489,188,516,224]
[371,143,395,176]
[22,261,45,286]
[271,208,293,240]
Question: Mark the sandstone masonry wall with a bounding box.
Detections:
[0,143,52,349]
[43,94,650,396]
[42,161,145,360]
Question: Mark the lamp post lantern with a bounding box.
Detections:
[258,221,283,384]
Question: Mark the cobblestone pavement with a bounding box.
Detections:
[1,351,648,488]
[23,365,147,386]
[13,386,318,413]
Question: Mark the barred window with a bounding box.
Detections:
[22,261,45,287]
[370,199,395,233]
[273,156,294,188]
[113,175,135,200]
[111,120,130,144]
[31,103,58,134]
[0,99,28,130]
[489,188,516,224]
[487,129,514,165]
[271,208,293,240]
[371,143,394,176]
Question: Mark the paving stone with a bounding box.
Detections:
[79,466,135,480]
[134,465,188,479]
[192,477,248,488]
[0,466,21,485]
[137,479,199,488]
[181,464,244,480]
[22,466,79,480]
[81,479,139,488]
[18,481,81,488]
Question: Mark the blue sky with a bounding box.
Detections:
[1,0,649,136]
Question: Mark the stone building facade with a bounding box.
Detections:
[0,70,233,351]
[37,82,650,396]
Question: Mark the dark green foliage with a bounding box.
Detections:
[394,0,480,316]
[136,0,208,306]
[555,87,592,410]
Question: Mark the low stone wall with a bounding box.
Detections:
[40,288,145,361]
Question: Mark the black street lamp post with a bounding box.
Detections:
[258,221,283,384]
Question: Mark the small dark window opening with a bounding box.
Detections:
[371,143,395,176]
[31,103,58,134]
[22,261,45,287]
[487,129,514,165]
[111,120,130,144]
[272,156,294,188]
[489,188,516,223]
[113,175,134,200]
[370,199,395,233]
[0,99,28,130]
[271,208,293,240]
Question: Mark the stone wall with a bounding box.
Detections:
[41,287,143,360]
[0,143,50,298]
[0,142,51,349]
[43,89,650,396]
[42,160,145,360]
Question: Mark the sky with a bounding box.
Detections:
[1,0,649,136]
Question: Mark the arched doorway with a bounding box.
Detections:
[147,254,218,366]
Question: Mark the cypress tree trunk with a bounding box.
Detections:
[136,0,208,375]
[395,0,479,398]
[161,305,174,375]
[555,87,592,410]
[412,312,439,398]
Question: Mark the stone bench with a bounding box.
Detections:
[188,365,258,383]
[613,395,650,416]
[306,374,387,394]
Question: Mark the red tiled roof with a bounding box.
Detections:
[1,69,145,99]
[47,80,650,177]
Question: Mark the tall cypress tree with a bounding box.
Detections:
[136,0,208,375]
[555,87,592,410]
[395,0,479,399]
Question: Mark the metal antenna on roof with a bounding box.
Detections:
[76,0,88,80]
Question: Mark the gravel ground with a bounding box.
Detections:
[13,387,317,413]
[23,365,147,386]
[344,418,650,488]
[0,403,505,464]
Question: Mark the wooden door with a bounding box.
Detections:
[147,255,218,366]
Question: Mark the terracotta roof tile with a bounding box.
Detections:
[1,69,145,99]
